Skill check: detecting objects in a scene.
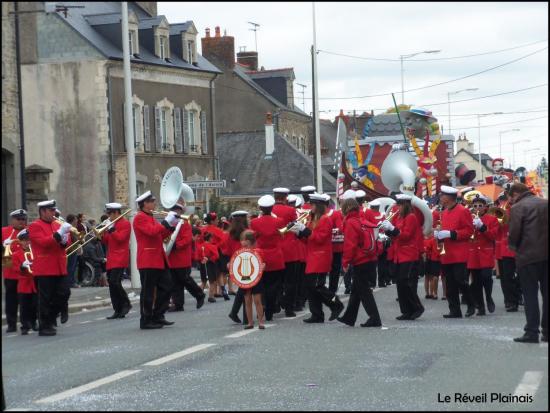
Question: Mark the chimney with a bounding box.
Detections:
[201,26,235,69]
[236,50,258,71]
[265,112,274,158]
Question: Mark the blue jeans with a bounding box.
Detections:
[67,254,79,285]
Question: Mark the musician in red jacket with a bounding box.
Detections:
[28,200,72,336]
[202,212,230,300]
[101,203,132,320]
[133,191,177,330]
[300,185,316,211]
[2,208,28,333]
[272,187,301,317]
[290,196,308,311]
[291,193,344,323]
[327,198,345,295]
[380,194,424,320]
[435,186,476,318]
[166,204,205,312]
[467,195,499,315]
[12,229,37,335]
[250,195,285,321]
[337,198,381,327]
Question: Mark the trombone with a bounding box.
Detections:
[66,209,132,257]
[279,211,310,235]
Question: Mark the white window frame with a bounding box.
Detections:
[184,101,202,154]
[159,36,166,59]
[187,40,194,63]
[155,98,175,153]
[131,95,144,152]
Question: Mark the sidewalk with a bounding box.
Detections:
[2,270,203,326]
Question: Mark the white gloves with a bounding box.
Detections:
[380,220,394,232]
[473,217,483,229]
[22,260,32,270]
[378,233,389,242]
[57,222,72,236]
[289,221,305,234]
[435,230,451,240]
[165,211,179,227]
[62,233,70,244]
[3,238,12,247]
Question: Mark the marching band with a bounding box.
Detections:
[1,167,546,344]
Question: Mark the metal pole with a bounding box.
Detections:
[447,92,451,136]
[499,132,502,158]
[312,2,322,192]
[477,115,483,180]
[122,2,139,289]
[400,56,404,105]
[14,3,26,209]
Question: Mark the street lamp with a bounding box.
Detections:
[400,49,441,104]
[476,112,503,180]
[511,139,530,169]
[448,88,478,135]
[498,129,520,159]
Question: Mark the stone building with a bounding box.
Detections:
[454,134,493,182]
[18,2,221,219]
[2,2,23,225]
[200,27,312,157]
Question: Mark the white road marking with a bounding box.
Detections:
[79,320,93,325]
[142,343,215,366]
[5,408,33,411]
[225,324,275,338]
[513,371,543,397]
[95,317,105,321]
[35,370,141,404]
[6,334,17,338]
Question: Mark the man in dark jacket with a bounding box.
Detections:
[508,183,548,343]
[83,238,107,287]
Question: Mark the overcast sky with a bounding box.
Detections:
[158,2,548,170]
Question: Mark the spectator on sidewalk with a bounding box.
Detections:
[508,183,548,343]
[82,237,107,287]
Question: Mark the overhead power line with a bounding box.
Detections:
[305,47,548,100]
[318,39,548,62]
[452,116,548,130]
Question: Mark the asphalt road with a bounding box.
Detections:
[2,278,547,411]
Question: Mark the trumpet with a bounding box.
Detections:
[470,210,480,240]
[152,210,193,222]
[2,236,20,269]
[54,218,86,242]
[436,206,446,256]
[377,209,398,228]
[279,211,310,234]
[24,247,34,274]
[487,206,507,225]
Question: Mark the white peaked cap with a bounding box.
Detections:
[105,202,122,210]
[300,185,316,192]
[258,195,275,208]
[287,195,298,203]
[395,194,413,201]
[342,189,356,200]
[37,200,56,208]
[273,187,290,194]
[355,190,367,198]
[136,190,154,203]
[440,185,459,195]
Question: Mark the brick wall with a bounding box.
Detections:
[201,27,235,70]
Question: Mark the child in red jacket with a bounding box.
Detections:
[239,230,265,330]
[12,229,37,335]
[198,232,219,302]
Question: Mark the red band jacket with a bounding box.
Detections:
[385,213,420,264]
[301,214,333,274]
[467,213,499,269]
[133,211,172,270]
[440,203,474,265]
[28,219,67,276]
[197,241,219,263]
[167,221,193,269]
[342,210,377,269]
[273,203,301,262]
[250,214,285,271]
[101,218,131,270]
[328,209,344,254]
[2,226,24,280]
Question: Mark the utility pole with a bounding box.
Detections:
[296,83,307,112]
[248,22,260,51]
[311,2,322,193]
[121,2,139,288]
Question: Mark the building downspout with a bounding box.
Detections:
[106,64,115,201]
[209,73,219,191]
[14,2,26,209]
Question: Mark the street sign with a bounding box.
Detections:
[185,180,226,189]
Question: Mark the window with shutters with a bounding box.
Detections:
[143,105,151,152]
[184,100,202,154]
[124,95,144,152]
[173,108,183,153]
[200,111,208,154]
[188,111,197,153]
[155,98,175,153]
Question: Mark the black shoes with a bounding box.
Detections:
[476,310,486,316]
[506,306,518,312]
[167,306,184,312]
[244,325,254,330]
[487,299,495,313]
[265,312,273,322]
[222,292,230,301]
[196,295,205,309]
[21,328,29,335]
[60,311,69,324]
[39,328,57,336]
[443,313,462,318]
[303,317,324,323]
[361,318,382,327]
[465,307,476,317]
[336,317,354,327]
[6,325,16,333]
[285,311,297,317]
[329,300,344,321]
[513,334,539,343]
[31,322,38,331]
[140,322,163,330]
[106,312,121,320]
[396,314,413,320]
[208,297,216,303]
[155,319,175,326]
[120,304,132,317]
[228,313,242,324]
[410,308,424,320]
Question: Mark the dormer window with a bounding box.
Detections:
[129,31,135,56]
[182,23,198,64]
[187,40,194,63]
[154,20,170,60]
[127,11,139,55]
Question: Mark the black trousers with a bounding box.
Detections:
[388,261,398,284]
[18,293,37,330]
[170,267,205,308]
[3,278,18,328]
[340,262,381,325]
[294,262,307,308]
[35,276,70,330]
[305,273,338,320]
[470,268,493,311]
[377,251,390,286]
[282,261,300,310]
[262,270,283,317]
[230,288,248,324]
[442,263,474,316]
[139,268,172,323]
[343,266,352,290]
[518,260,548,337]
[396,261,423,316]
[498,257,521,308]
[107,268,131,313]
[328,252,343,293]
